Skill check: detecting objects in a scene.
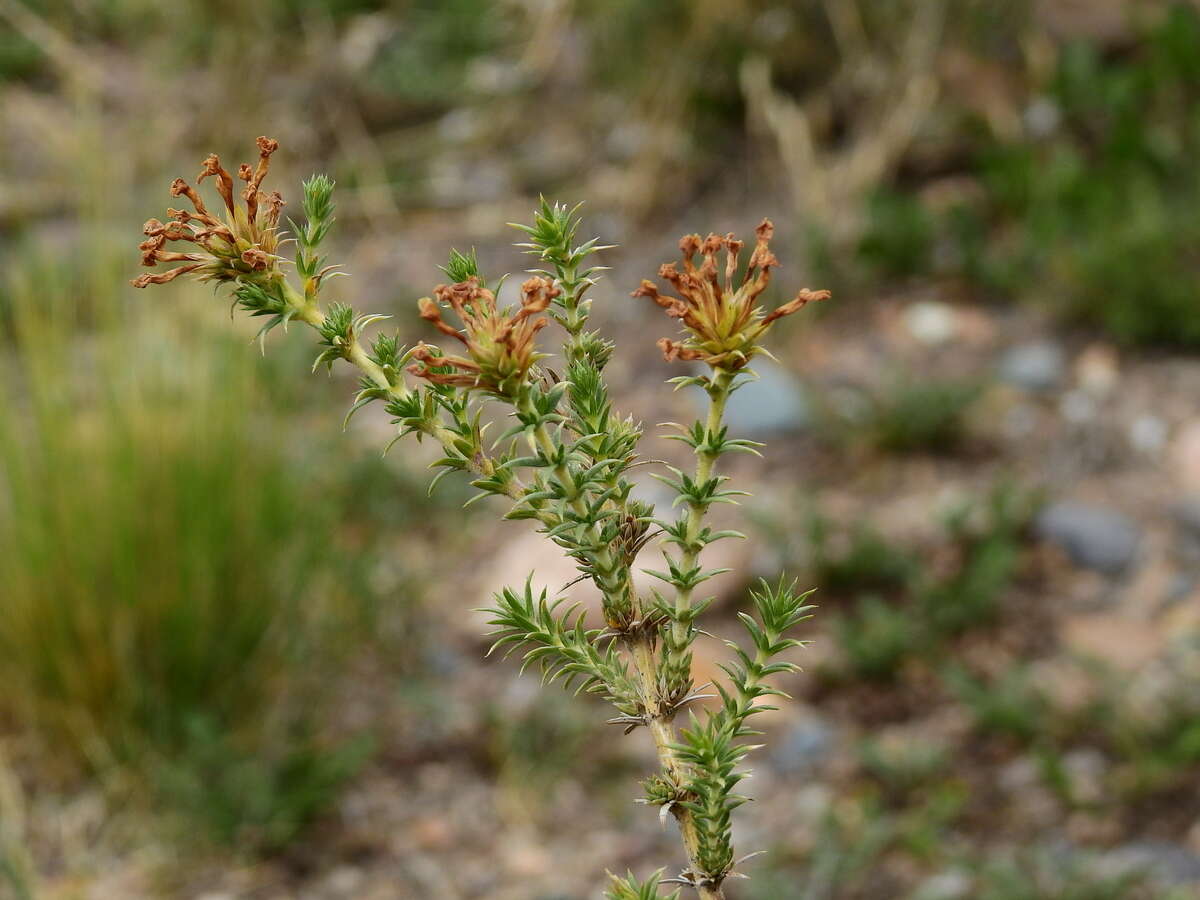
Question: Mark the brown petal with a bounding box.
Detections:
[197,154,236,214]
[168,179,217,224]
[240,248,270,270]
[519,276,560,313]
[761,288,831,325]
[657,337,706,363]
[130,264,201,288]
[679,233,701,261]
[418,297,469,343]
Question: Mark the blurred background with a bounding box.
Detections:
[1,0,1200,897]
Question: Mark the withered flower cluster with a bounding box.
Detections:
[409,276,559,397]
[633,219,830,370]
[132,136,285,289]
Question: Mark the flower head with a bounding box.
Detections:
[132,136,286,289]
[407,276,558,397]
[632,219,829,370]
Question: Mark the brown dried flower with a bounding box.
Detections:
[407,276,558,396]
[131,136,286,289]
[632,219,829,370]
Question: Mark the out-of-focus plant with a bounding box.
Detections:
[130,137,832,896]
[833,595,921,682]
[838,376,982,455]
[1104,631,1200,797]
[915,3,1200,347]
[807,515,917,596]
[944,665,1049,744]
[973,848,1157,900]
[0,745,36,900]
[858,732,950,801]
[741,0,946,250]
[0,241,376,849]
[815,484,1035,683]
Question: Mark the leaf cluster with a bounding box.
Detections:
[484,580,640,718]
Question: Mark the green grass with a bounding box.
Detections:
[808,515,918,597]
[856,3,1200,348]
[0,246,389,850]
[819,484,1035,682]
[973,849,1155,900]
[834,595,921,682]
[944,665,1049,744]
[858,377,982,455]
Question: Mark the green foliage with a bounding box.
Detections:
[857,188,936,278]
[484,691,608,808]
[893,784,967,861]
[484,581,641,717]
[945,665,1049,743]
[941,4,1200,346]
[512,197,612,338]
[756,796,895,900]
[364,0,509,106]
[837,4,1200,349]
[668,580,814,881]
[834,595,920,682]
[154,716,372,852]
[973,849,1152,900]
[859,736,950,798]
[0,750,35,900]
[851,376,982,454]
[807,515,917,597]
[673,714,745,879]
[606,869,681,900]
[1103,632,1200,794]
[916,485,1031,636]
[0,265,382,849]
[297,174,336,263]
[441,247,481,283]
[816,484,1033,682]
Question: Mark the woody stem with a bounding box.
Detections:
[521,393,721,895]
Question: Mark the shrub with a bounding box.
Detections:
[126,136,833,897]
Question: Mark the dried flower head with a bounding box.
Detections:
[407,276,558,396]
[131,136,286,289]
[632,219,830,370]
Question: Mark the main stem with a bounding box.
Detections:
[633,637,727,900]
[524,399,725,899]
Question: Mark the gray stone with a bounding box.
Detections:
[693,357,810,436]
[1035,501,1142,575]
[1129,414,1168,455]
[998,340,1066,392]
[1171,496,1200,539]
[770,716,834,774]
[904,301,957,346]
[1061,748,1106,805]
[1101,841,1200,887]
[911,869,973,900]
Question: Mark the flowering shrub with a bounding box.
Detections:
[133,137,829,898]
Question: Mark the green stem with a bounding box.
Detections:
[286,279,524,500]
[668,369,735,664]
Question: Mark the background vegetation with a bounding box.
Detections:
[1,1,1198,898]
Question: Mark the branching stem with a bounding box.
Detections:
[286,281,523,499]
